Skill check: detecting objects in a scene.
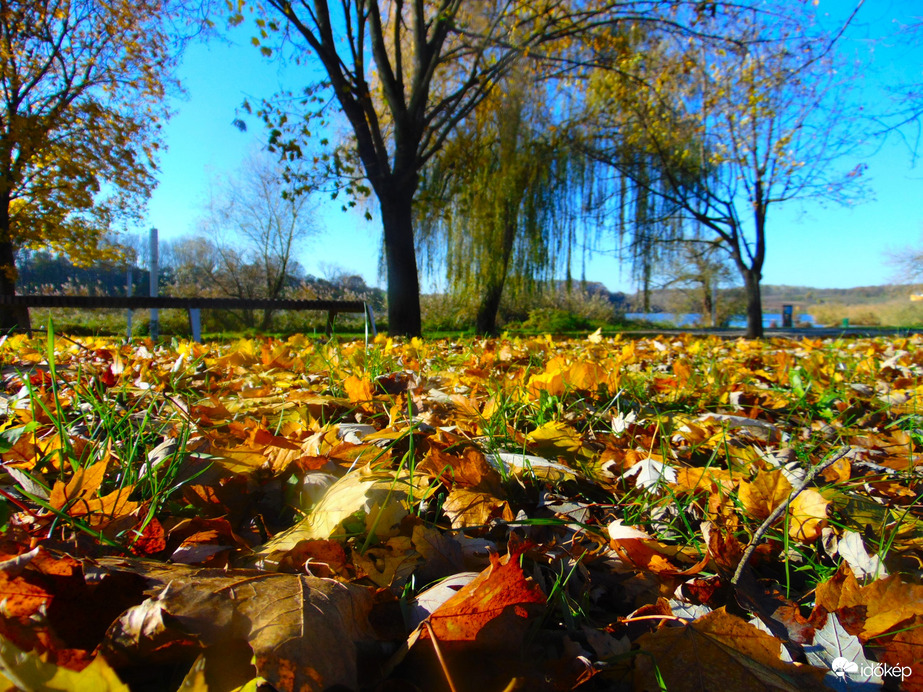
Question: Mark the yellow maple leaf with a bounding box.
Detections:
[788,489,829,542]
[343,374,375,403]
[738,470,792,520]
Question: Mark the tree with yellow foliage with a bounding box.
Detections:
[582,4,867,337]
[0,0,186,330]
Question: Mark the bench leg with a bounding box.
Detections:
[325,310,338,337]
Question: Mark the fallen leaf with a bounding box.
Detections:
[633,608,827,691]
[424,544,545,648]
[0,636,130,691]
[248,465,427,567]
[788,489,829,542]
[739,470,792,520]
[101,560,375,692]
[834,530,888,581]
[442,488,514,529]
[804,613,881,687]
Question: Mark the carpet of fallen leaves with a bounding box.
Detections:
[0,330,921,691]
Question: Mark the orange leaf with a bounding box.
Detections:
[563,360,608,392]
[418,446,501,491]
[130,518,167,556]
[343,375,375,403]
[50,459,109,511]
[672,467,738,494]
[854,575,923,639]
[814,568,923,640]
[426,545,545,646]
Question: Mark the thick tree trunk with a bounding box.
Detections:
[0,199,29,332]
[475,282,504,336]
[742,268,763,339]
[380,192,421,337]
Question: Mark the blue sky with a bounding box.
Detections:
[143,2,923,294]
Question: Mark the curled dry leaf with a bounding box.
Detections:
[100,559,375,692]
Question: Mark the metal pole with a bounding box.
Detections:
[711,283,718,327]
[149,227,159,341]
[126,266,133,341]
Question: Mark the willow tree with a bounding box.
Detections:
[415,78,590,334]
[582,5,866,337]
[240,1,760,336]
[0,0,188,331]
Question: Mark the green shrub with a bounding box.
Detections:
[516,308,592,332]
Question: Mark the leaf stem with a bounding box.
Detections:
[422,619,458,692]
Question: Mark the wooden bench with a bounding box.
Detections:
[0,295,378,342]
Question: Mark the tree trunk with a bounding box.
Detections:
[475,213,519,336]
[380,192,421,337]
[742,268,763,338]
[475,282,505,336]
[0,199,29,332]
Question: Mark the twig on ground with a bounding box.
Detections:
[731,445,850,586]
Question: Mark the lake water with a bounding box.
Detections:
[625,312,816,328]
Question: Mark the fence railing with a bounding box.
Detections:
[0,295,378,342]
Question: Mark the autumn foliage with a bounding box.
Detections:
[0,330,920,690]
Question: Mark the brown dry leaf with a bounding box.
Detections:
[672,467,738,495]
[813,568,923,640]
[0,430,39,468]
[633,609,827,692]
[813,566,864,613]
[410,524,465,583]
[351,537,419,588]
[101,559,375,692]
[787,489,829,543]
[418,446,502,491]
[277,539,350,578]
[441,488,514,529]
[819,454,851,484]
[738,470,792,520]
[612,539,710,578]
[0,547,146,671]
[424,544,545,647]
